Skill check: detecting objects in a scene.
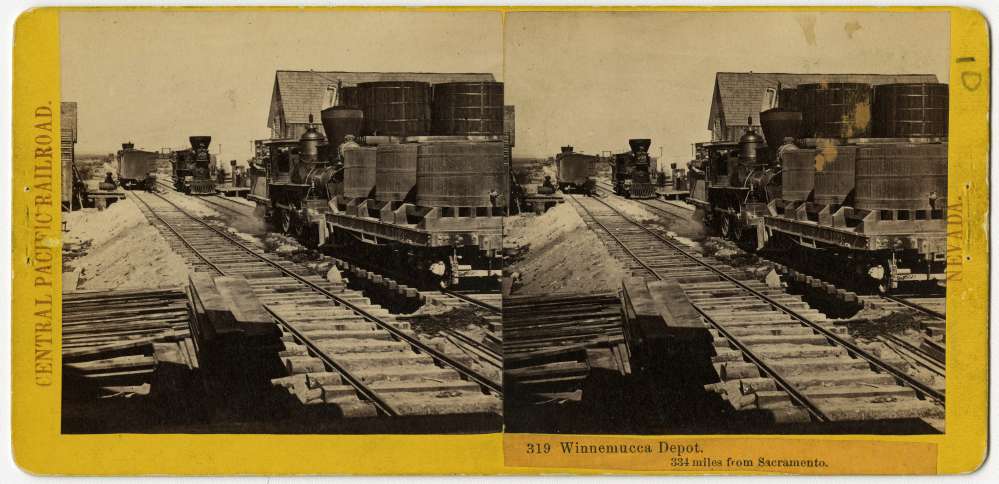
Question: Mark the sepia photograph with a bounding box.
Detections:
[59,9,505,434]
[502,10,949,435]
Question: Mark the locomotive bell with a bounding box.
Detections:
[739,117,763,163]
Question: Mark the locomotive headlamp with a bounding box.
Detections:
[868,265,885,280]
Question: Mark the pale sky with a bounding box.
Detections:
[61,10,503,163]
[62,10,949,164]
[504,10,950,161]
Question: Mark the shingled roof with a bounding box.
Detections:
[708,72,939,130]
[268,70,496,127]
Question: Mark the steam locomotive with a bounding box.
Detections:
[611,139,656,199]
[248,80,510,288]
[688,82,948,293]
[170,136,216,195]
[555,146,598,194]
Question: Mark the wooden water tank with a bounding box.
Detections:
[812,145,856,206]
[872,83,948,138]
[797,83,873,138]
[357,81,431,137]
[416,141,506,207]
[431,82,505,136]
[855,142,947,211]
[375,143,418,202]
[781,149,816,201]
[342,146,377,199]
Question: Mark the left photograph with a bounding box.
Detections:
[60,9,506,434]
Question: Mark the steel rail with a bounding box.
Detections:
[882,295,947,321]
[132,192,401,415]
[577,194,945,404]
[443,330,502,367]
[136,190,502,396]
[879,333,946,375]
[568,195,831,423]
[441,289,502,314]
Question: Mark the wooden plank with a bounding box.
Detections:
[189,272,239,337]
[213,276,277,337]
[648,279,710,341]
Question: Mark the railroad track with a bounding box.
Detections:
[602,186,948,340]
[566,194,943,427]
[130,190,502,419]
[198,194,258,217]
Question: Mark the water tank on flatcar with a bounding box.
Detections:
[357,81,432,137]
[781,149,816,201]
[797,83,873,139]
[342,146,377,199]
[812,144,857,206]
[855,142,947,211]
[416,141,506,208]
[431,82,505,136]
[376,143,418,202]
[872,83,948,138]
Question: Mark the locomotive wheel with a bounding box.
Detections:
[719,215,734,240]
[278,209,293,234]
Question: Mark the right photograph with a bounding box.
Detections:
[502,10,949,435]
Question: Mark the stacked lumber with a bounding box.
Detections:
[187,273,285,419]
[503,292,628,403]
[620,277,713,371]
[63,287,196,399]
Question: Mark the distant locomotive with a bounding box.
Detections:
[115,142,158,189]
[687,82,948,292]
[171,148,194,193]
[187,136,216,195]
[610,138,655,199]
[555,146,598,194]
[248,80,510,288]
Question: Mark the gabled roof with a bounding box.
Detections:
[268,70,496,127]
[708,72,940,130]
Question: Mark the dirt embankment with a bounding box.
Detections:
[505,202,627,295]
[63,199,189,291]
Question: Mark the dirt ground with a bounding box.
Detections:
[505,201,627,295]
[63,198,189,291]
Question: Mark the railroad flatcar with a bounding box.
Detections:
[687,82,948,293]
[555,146,598,194]
[248,80,511,288]
[115,142,159,189]
[610,138,656,199]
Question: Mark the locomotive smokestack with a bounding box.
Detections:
[628,139,652,153]
[189,136,211,150]
[321,106,364,155]
[561,146,574,154]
